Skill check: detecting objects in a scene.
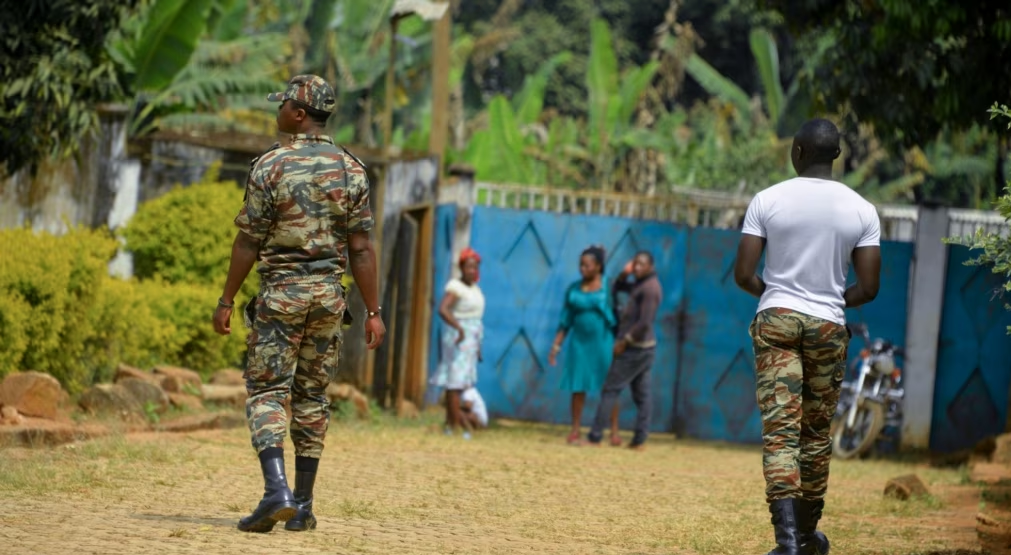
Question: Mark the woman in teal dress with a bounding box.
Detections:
[548,245,621,446]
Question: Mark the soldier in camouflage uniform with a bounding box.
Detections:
[212,74,386,534]
[734,119,881,555]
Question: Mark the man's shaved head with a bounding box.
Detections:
[791,118,842,176]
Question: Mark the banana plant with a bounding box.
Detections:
[684,27,822,136]
[462,51,574,186]
[463,19,661,190]
[146,33,291,136]
[109,0,287,136]
[299,0,433,145]
[585,18,660,190]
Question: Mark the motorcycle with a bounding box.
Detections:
[831,322,905,460]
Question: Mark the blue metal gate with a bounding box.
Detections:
[677,230,913,443]
[427,204,458,406]
[468,207,686,430]
[452,205,922,441]
[932,245,1011,452]
[678,228,765,442]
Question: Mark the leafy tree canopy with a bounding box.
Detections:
[0,0,141,176]
[760,0,1011,149]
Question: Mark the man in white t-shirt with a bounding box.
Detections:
[734,118,881,555]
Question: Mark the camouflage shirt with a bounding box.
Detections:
[235,134,373,286]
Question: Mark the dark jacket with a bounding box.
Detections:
[613,273,662,348]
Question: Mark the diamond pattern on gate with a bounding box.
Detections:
[713,349,758,438]
[946,368,1000,444]
[502,221,552,305]
[960,266,1006,341]
[605,228,640,278]
[494,330,543,408]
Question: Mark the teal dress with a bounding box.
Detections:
[557,280,617,392]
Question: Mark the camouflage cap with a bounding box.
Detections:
[267,75,336,113]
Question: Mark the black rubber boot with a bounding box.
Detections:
[285,471,318,532]
[764,499,803,555]
[237,453,298,533]
[797,499,830,555]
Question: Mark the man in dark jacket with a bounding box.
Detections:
[586,251,662,450]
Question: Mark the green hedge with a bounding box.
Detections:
[0,166,255,392]
[121,164,259,300]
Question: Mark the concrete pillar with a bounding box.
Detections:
[440,164,476,278]
[901,205,950,449]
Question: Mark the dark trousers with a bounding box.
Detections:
[588,347,655,445]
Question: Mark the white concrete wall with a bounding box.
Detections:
[901,206,950,449]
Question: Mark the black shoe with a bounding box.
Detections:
[285,471,318,532]
[764,499,804,555]
[237,454,298,533]
[797,499,830,555]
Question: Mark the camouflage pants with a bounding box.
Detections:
[749,307,849,502]
[245,281,345,458]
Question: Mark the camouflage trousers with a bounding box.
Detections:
[245,281,345,459]
[749,307,849,502]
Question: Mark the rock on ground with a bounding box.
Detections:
[991,434,1011,465]
[79,384,143,418]
[168,392,204,412]
[113,364,161,385]
[326,383,370,420]
[1,406,25,426]
[154,413,246,433]
[885,474,930,500]
[396,400,420,419]
[153,365,202,394]
[0,371,68,419]
[209,369,245,386]
[200,384,247,408]
[0,417,111,448]
[118,378,170,414]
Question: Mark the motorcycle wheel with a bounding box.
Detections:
[831,398,885,460]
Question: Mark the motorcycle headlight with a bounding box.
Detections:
[874,356,895,374]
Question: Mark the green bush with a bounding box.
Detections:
[139,279,249,380]
[0,224,250,391]
[947,103,1011,334]
[0,290,31,376]
[0,226,121,392]
[121,163,259,299]
[85,275,173,383]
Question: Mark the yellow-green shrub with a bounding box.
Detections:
[0,291,30,376]
[121,163,259,300]
[0,226,120,392]
[85,276,177,383]
[136,279,249,380]
[0,225,249,390]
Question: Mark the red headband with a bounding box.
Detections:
[459,247,481,265]
[459,247,481,283]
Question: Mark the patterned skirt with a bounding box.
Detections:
[431,318,483,390]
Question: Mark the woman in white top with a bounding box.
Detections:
[433,247,485,438]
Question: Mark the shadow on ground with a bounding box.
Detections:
[132,513,236,528]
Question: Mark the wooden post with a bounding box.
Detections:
[383,17,400,156]
[428,4,451,170]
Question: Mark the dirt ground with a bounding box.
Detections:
[0,414,985,555]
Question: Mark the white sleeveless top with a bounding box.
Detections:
[445,278,485,320]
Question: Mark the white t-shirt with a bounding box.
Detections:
[461,387,488,427]
[445,278,485,320]
[741,177,881,325]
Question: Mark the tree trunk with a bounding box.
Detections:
[449,80,466,152]
[356,91,376,148]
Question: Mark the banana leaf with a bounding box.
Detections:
[749,28,785,125]
[132,0,215,91]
